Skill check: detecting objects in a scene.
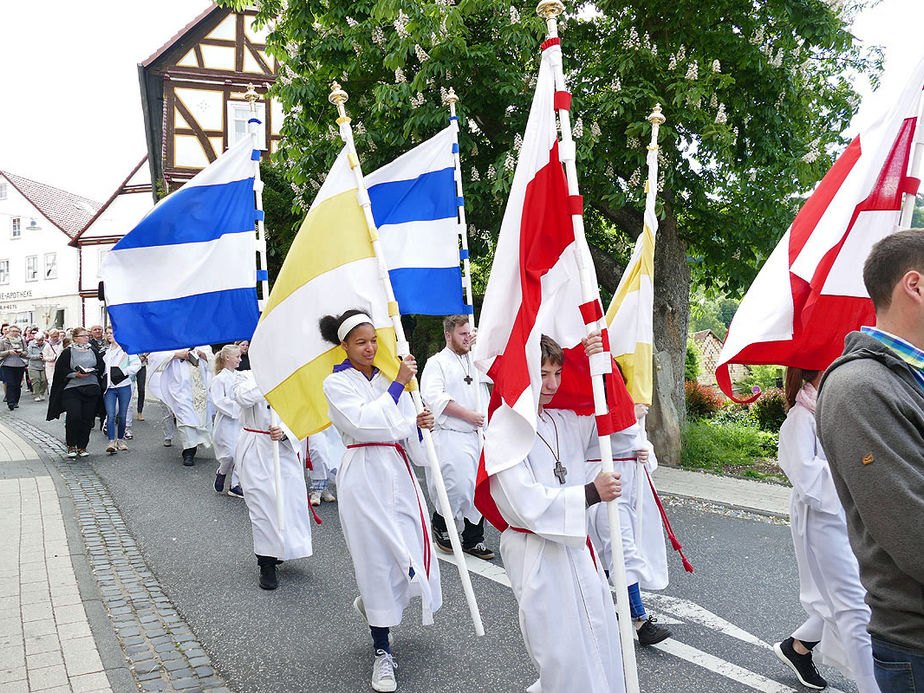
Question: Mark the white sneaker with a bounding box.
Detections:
[309,490,321,506]
[320,488,336,502]
[371,649,397,692]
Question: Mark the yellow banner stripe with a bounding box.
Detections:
[606,224,655,325]
[614,342,654,405]
[263,327,401,439]
[262,189,372,313]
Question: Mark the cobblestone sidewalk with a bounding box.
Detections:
[1,415,231,693]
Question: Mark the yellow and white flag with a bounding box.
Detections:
[249,148,399,439]
[605,144,658,405]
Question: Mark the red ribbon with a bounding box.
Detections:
[645,467,694,573]
[347,442,431,578]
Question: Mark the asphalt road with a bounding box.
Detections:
[15,394,861,693]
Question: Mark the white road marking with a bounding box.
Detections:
[436,551,850,693]
[642,592,771,649]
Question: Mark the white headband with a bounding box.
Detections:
[337,313,373,342]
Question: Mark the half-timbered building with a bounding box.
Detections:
[138,4,282,195]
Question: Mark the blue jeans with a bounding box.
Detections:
[873,635,924,692]
[104,386,132,440]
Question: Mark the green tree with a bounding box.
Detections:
[228,0,879,461]
[260,161,302,283]
[685,339,701,382]
[912,194,924,228]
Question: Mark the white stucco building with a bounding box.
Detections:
[0,171,99,329]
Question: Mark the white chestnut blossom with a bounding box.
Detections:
[504,152,515,171]
[514,133,523,151]
[346,16,358,28]
[470,166,479,181]
[715,103,727,124]
[709,93,718,110]
[590,122,601,138]
[510,6,520,24]
[686,61,698,80]
[605,162,615,178]
[372,26,385,46]
[572,117,583,138]
[712,59,721,73]
[415,44,429,62]
[394,10,409,38]
[395,66,406,83]
[628,168,641,188]
[487,164,496,179]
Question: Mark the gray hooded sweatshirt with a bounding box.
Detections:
[817,330,924,652]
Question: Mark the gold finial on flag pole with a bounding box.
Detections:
[536,0,564,19]
[647,103,666,150]
[444,86,459,117]
[244,83,259,112]
[329,82,351,124]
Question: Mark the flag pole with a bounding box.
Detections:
[245,84,285,531]
[536,2,640,690]
[899,91,924,228]
[634,104,665,544]
[444,88,484,421]
[328,82,485,637]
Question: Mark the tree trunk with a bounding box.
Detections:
[646,214,690,465]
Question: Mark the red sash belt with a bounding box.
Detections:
[346,442,431,579]
[243,427,271,435]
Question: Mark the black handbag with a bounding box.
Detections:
[109,366,128,386]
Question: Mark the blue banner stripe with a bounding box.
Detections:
[449,116,459,121]
[367,167,456,226]
[451,143,459,153]
[256,269,269,281]
[459,248,469,260]
[113,178,256,250]
[255,210,265,220]
[108,288,260,354]
[463,304,474,314]
[248,118,262,124]
[251,150,262,160]
[456,196,464,207]
[389,267,468,316]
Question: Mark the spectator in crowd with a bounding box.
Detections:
[102,329,142,455]
[236,340,251,371]
[47,327,105,458]
[26,331,50,401]
[89,325,107,355]
[43,329,63,388]
[0,325,27,410]
[817,229,924,691]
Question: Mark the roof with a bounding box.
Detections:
[70,157,153,247]
[692,329,722,345]
[0,170,100,239]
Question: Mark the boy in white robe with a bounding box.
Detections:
[488,335,630,693]
[320,309,439,693]
[147,346,214,466]
[421,315,493,559]
[307,426,343,505]
[774,368,878,693]
[210,345,244,497]
[232,371,312,590]
[587,399,672,646]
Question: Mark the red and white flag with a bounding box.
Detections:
[472,39,634,530]
[717,58,924,402]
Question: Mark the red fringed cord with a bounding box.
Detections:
[306,494,322,525]
[645,467,694,573]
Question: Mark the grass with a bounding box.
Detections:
[680,419,788,484]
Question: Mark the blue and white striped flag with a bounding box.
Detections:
[366,126,470,315]
[101,138,260,354]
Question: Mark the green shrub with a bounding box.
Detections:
[752,388,787,431]
[685,339,701,381]
[685,380,724,420]
[681,420,779,471]
[738,364,783,392]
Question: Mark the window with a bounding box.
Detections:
[25,255,38,282]
[227,100,266,150]
[0,260,8,285]
[10,217,21,239]
[97,248,107,278]
[44,253,57,279]
[0,182,7,200]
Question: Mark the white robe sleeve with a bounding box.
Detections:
[779,406,842,515]
[421,355,453,422]
[323,374,418,443]
[491,461,588,547]
[609,422,645,459]
[232,376,266,409]
[211,372,242,419]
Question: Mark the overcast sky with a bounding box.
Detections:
[0,0,922,202]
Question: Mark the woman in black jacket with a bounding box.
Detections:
[47,328,105,458]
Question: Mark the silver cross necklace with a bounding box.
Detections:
[537,410,567,484]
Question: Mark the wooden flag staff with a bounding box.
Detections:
[536,2,640,690]
[328,82,485,637]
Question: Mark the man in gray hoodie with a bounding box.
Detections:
[817,229,924,691]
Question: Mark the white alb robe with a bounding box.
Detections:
[491,409,626,693]
[306,425,345,485]
[323,365,441,627]
[778,402,879,693]
[232,373,312,560]
[148,348,214,449]
[587,423,669,590]
[210,368,243,479]
[420,347,491,528]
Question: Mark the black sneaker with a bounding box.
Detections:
[259,563,278,590]
[774,638,827,690]
[182,448,196,466]
[433,527,453,553]
[214,473,226,493]
[227,485,244,498]
[462,542,495,560]
[636,616,672,646]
